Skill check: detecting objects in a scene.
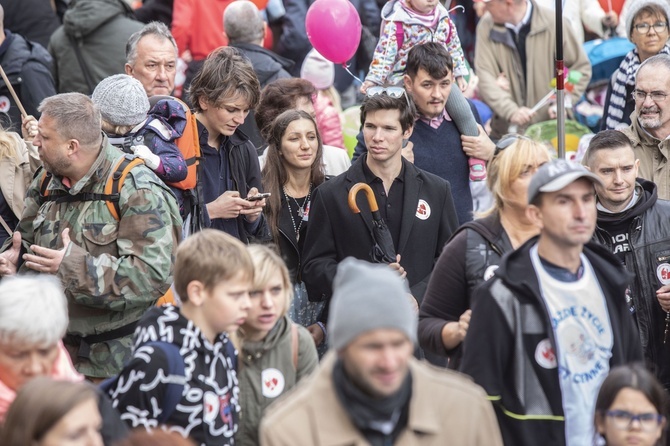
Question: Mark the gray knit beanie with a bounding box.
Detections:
[625,0,670,40]
[92,74,150,127]
[327,257,417,351]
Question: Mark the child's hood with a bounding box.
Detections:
[381,0,450,25]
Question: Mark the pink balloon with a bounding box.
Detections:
[306,0,362,64]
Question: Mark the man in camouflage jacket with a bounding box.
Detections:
[0,93,182,379]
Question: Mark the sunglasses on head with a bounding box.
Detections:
[493,133,532,157]
[366,86,411,107]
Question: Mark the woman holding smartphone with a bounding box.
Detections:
[261,109,326,349]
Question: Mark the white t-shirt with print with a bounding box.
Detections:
[531,246,613,446]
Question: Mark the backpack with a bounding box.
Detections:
[114,97,200,192]
[38,154,144,221]
[99,341,186,424]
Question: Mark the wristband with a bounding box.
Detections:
[316,321,327,344]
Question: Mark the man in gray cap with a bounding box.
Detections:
[260,257,503,446]
[460,159,643,446]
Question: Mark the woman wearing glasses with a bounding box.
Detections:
[603,0,670,130]
[595,363,667,446]
[418,136,550,368]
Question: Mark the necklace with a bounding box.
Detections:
[283,183,312,240]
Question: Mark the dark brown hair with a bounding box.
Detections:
[261,110,325,244]
[255,78,316,140]
[360,93,417,133]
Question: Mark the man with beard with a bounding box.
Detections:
[585,130,670,390]
[622,53,670,199]
[0,93,182,380]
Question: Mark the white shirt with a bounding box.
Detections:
[531,245,613,445]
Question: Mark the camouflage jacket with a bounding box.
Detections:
[14,138,182,377]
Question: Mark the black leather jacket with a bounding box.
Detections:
[593,178,670,389]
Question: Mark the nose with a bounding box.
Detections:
[642,94,656,107]
[613,170,623,184]
[430,85,443,99]
[261,292,274,309]
[378,346,399,370]
[573,200,588,220]
[233,110,246,125]
[23,353,47,377]
[155,64,168,81]
[240,293,252,311]
[372,128,383,141]
[300,136,311,149]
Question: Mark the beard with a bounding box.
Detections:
[638,106,662,129]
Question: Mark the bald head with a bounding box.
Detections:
[224,1,265,45]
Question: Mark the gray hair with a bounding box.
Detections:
[38,93,102,149]
[0,276,69,346]
[126,21,178,66]
[224,1,265,44]
[637,53,670,80]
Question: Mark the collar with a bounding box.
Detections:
[308,353,444,445]
[505,0,532,34]
[362,153,405,184]
[417,107,451,128]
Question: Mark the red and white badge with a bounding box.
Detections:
[416,199,431,220]
[483,265,499,281]
[535,338,557,369]
[658,263,670,285]
[261,368,285,398]
[203,391,220,423]
[0,96,10,113]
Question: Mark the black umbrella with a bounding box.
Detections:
[347,183,396,264]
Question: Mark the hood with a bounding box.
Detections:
[381,0,449,25]
[241,315,291,355]
[133,305,229,356]
[63,0,134,38]
[0,32,53,77]
[597,178,657,223]
[495,237,632,296]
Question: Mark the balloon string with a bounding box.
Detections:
[343,64,364,84]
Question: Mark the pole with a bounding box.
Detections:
[555,0,565,159]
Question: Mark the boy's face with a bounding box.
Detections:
[202,273,252,335]
[243,270,288,341]
[199,93,250,137]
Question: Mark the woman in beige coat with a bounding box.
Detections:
[0,115,41,246]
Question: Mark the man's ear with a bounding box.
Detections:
[198,97,209,112]
[403,125,414,140]
[67,139,80,156]
[124,63,133,76]
[186,280,207,307]
[403,74,413,92]
[526,203,543,229]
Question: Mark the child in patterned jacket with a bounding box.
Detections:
[360,0,487,181]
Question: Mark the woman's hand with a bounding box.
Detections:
[440,309,472,350]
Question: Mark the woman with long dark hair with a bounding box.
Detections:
[261,109,326,348]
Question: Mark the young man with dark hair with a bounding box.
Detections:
[585,129,670,390]
[353,42,494,225]
[189,46,269,243]
[301,90,459,349]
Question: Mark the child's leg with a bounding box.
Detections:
[447,88,486,180]
[446,87,479,137]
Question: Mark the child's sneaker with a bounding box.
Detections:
[469,157,487,181]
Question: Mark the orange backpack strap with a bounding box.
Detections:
[166,97,200,190]
[291,323,299,370]
[103,156,145,221]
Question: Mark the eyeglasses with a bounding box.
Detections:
[367,86,412,108]
[604,410,665,432]
[493,133,532,157]
[633,21,668,34]
[632,89,669,103]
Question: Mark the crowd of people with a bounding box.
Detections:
[1,0,670,445]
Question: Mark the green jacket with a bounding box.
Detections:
[238,315,318,446]
[14,138,182,377]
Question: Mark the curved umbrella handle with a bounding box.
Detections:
[348,183,380,214]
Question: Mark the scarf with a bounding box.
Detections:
[332,358,412,446]
[605,44,670,130]
[400,0,440,28]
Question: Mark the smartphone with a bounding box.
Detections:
[247,192,271,202]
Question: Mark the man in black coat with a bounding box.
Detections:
[301,90,459,323]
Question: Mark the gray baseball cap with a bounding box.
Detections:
[528,159,603,204]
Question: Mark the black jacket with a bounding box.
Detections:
[460,238,643,446]
[593,179,670,388]
[0,31,55,132]
[419,213,513,363]
[301,154,459,304]
[198,122,270,243]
